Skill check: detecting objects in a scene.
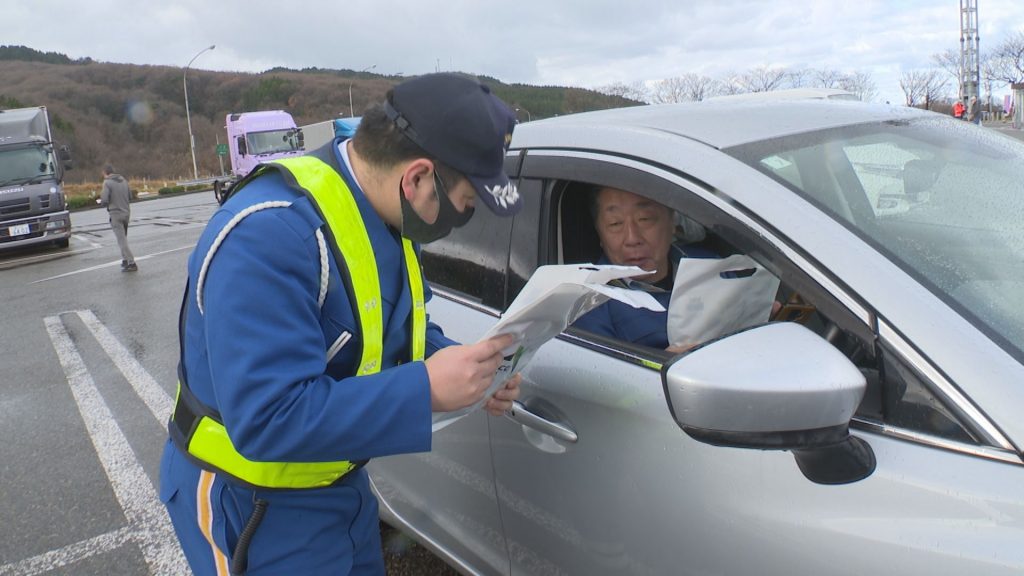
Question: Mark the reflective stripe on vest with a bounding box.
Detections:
[173,155,426,490]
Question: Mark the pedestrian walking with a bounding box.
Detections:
[160,72,523,575]
[967,96,981,124]
[98,164,137,271]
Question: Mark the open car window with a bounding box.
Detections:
[551,174,980,446]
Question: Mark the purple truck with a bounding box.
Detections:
[213,110,305,203]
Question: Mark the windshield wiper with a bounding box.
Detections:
[0,175,50,187]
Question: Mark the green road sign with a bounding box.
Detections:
[216,143,229,156]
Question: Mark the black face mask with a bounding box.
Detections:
[399,173,475,244]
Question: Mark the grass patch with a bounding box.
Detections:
[62,179,210,211]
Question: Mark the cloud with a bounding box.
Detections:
[7,0,1024,105]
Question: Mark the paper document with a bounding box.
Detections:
[432,264,663,431]
[666,254,780,348]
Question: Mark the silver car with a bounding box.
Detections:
[369,99,1024,575]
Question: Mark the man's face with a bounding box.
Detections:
[594,187,675,283]
[414,172,476,224]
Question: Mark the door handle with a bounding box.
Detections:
[505,401,578,444]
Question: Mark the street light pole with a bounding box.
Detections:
[184,44,215,181]
[349,65,376,117]
[515,107,532,122]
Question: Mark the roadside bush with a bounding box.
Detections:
[159,186,185,195]
[65,195,97,211]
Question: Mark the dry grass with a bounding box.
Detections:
[63,179,178,199]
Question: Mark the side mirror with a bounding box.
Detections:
[663,322,875,484]
[59,144,73,170]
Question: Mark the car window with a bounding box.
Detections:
[516,154,988,447]
[728,118,1024,363]
[420,201,512,310]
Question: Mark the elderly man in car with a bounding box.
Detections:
[571,186,719,353]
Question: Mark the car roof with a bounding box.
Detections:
[705,87,860,102]
[512,99,928,150]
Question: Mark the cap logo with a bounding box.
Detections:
[485,182,519,210]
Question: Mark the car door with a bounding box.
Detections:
[367,191,516,574]
[488,150,1024,576]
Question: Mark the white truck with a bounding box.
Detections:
[298,117,361,151]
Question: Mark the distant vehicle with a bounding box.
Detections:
[370,99,1024,575]
[213,110,305,203]
[707,87,860,102]
[0,106,73,251]
[299,117,361,151]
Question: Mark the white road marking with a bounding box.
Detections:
[30,244,194,284]
[20,313,190,575]
[77,309,175,423]
[0,527,133,576]
[72,234,103,249]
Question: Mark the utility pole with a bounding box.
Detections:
[959,0,980,106]
[184,45,215,181]
[348,65,376,118]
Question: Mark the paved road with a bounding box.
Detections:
[0,193,453,575]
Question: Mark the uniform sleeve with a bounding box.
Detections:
[99,181,110,206]
[200,207,432,463]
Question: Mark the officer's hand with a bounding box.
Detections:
[484,373,521,416]
[425,333,517,412]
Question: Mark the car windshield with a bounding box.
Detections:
[727,117,1024,360]
[245,129,302,156]
[0,145,56,186]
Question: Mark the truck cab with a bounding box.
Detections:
[0,106,73,251]
[214,110,305,203]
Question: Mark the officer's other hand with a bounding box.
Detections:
[484,373,521,416]
[425,333,517,412]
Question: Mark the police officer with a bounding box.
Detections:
[160,73,522,575]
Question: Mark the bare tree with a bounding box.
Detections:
[679,73,721,102]
[900,69,949,108]
[786,67,812,88]
[989,31,1024,85]
[932,48,963,97]
[718,72,746,95]
[595,80,649,103]
[650,77,689,104]
[839,71,878,102]
[811,68,845,89]
[735,65,789,93]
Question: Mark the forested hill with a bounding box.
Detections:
[0,46,639,183]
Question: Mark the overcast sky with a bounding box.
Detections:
[6,0,1024,105]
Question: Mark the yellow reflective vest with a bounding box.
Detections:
[170,155,426,489]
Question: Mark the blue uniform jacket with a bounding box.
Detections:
[167,141,455,466]
[160,142,455,573]
[572,243,716,349]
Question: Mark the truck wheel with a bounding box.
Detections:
[213,180,224,203]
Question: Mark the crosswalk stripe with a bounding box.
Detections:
[0,527,133,576]
[21,313,190,575]
[76,309,175,423]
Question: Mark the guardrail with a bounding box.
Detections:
[175,177,219,187]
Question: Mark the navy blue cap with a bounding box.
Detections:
[385,73,521,216]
